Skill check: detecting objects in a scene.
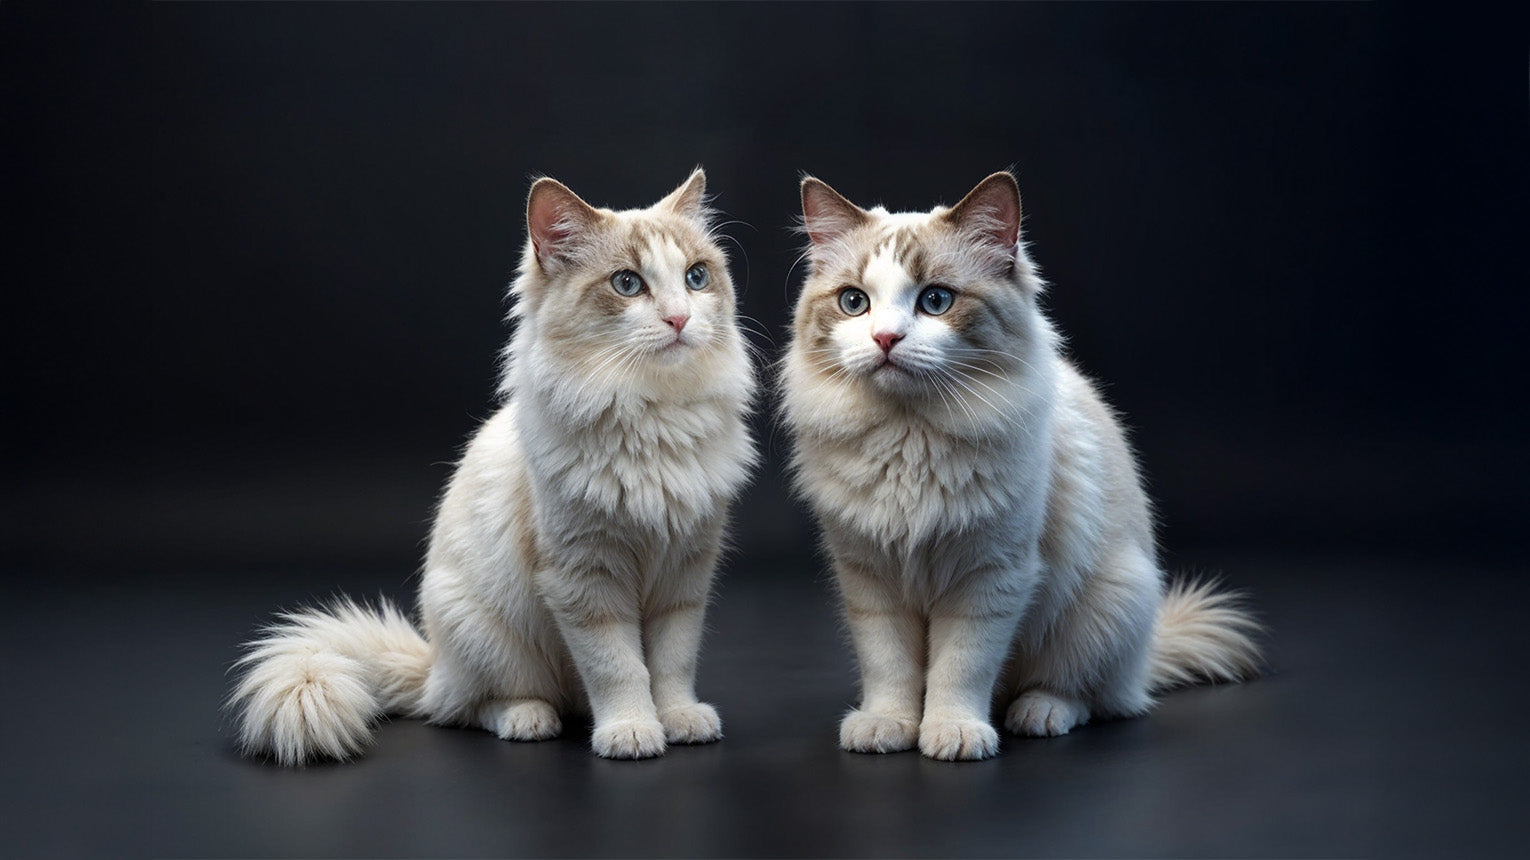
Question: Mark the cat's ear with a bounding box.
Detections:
[801,177,870,248]
[526,177,601,269]
[943,171,1022,258]
[658,167,709,220]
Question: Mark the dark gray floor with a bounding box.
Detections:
[3,549,1526,858]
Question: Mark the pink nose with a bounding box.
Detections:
[664,315,689,333]
[873,331,903,353]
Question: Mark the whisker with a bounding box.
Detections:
[783,248,810,307]
[942,356,1012,381]
[952,345,1038,373]
[922,368,954,416]
[930,368,979,428]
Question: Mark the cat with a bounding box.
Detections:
[231,169,758,763]
[780,171,1262,761]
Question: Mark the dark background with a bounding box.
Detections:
[3,3,1528,858]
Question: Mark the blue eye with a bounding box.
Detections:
[685,263,710,290]
[918,286,954,315]
[611,270,644,296]
[838,288,869,316]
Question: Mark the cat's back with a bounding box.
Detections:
[426,402,536,571]
[1040,360,1155,566]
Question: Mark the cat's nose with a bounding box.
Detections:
[873,331,903,354]
[664,314,689,333]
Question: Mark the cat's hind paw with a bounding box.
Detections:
[591,718,667,759]
[659,702,723,744]
[483,698,562,742]
[918,717,999,761]
[1004,689,1090,737]
[840,710,919,754]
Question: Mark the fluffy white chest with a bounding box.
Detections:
[523,394,752,535]
[798,418,1032,550]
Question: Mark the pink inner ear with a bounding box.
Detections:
[802,182,865,246]
[970,184,1020,248]
[988,192,1020,247]
[803,212,841,247]
[532,221,571,257]
[528,191,578,259]
[801,191,832,245]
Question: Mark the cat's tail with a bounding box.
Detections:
[228,597,432,766]
[1148,577,1264,692]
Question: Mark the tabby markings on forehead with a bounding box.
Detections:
[848,229,935,289]
[891,227,935,284]
[862,240,911,296]
[646,235,689,279]
[625,217,670,247]
[624,229,687,277]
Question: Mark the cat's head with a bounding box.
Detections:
[784,172,1048,432]
[504,169,747,403]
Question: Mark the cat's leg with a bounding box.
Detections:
[836,560,925,754]
[467,625,569,742]
[919,570,1033,761]
[419,585,568,742]
[537,565,666,759]
[643,535,723,744]
[1002,547,1158,738]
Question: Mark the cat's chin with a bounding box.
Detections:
[866,361,925,395]
[652,340,691,363]
[632,341,740,395]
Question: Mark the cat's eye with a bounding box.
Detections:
[611,270,645,296]
[838,287,869,316]
[917,286,955,316]
[685,263,710,291]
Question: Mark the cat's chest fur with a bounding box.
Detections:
[521,393,752,536]
[797,416,1044,550]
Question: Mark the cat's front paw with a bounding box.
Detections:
[658,702,722,744]
[487,699,562,741]
[840,710,919,753]
[1004,690,1089,738]
[591,718,667,760]
[918,717,999,761]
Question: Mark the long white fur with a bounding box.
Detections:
[230,169,757,764]
[782,173,1262,761]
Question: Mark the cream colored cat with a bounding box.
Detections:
[781,172,1261,761]
[232,169,757,763]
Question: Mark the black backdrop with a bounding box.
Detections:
[5,2,1528,574]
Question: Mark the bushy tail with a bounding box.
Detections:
[229,598,432,766]
[1149,577,1264,692]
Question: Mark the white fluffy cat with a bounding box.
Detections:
[232,169,757,763]
[781,172,1261,761]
